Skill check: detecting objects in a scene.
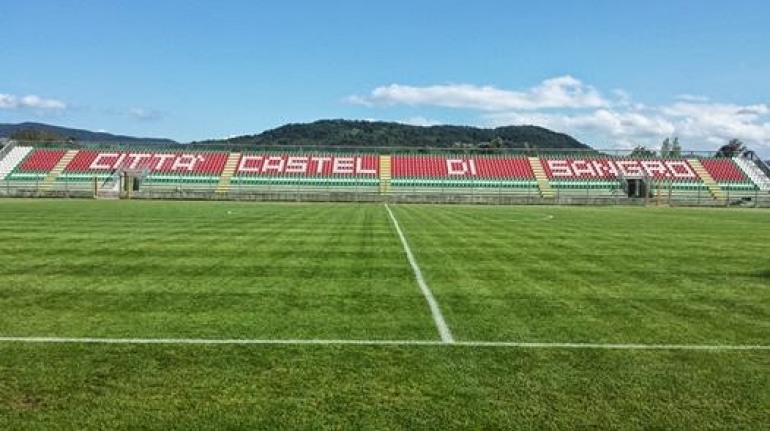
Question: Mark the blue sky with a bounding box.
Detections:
[2,1,769,155]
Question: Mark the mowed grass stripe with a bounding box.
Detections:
[393,205,770,345]
[1,343,768,429]
[1,336,768,350]
[0,200,439,340]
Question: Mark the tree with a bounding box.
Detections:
[716,138,746,157]
[629,145,656,158]
[491,136,504,150]
[670,137,682,157]
[660,138,671,157]
[9,128,64,142]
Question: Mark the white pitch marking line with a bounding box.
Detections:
[0,337,768,350]
[384,204,454,343]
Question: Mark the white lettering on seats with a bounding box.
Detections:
[333,157,354,174]
[591,160,613,177]
[571,160,596,176]
[114,153,127,169]
[356,158,376,175]
[285,156,308,173]
[90,153,120,170]
[446,159,477,176]
[311,156,332,174]
[640,160,669,177]
[88,153,207,172]
[234,155,378,175]
[153,153,177,170]
[171,154,204,171]
[547,159,572,177]
[126,153,152,169]
[543,158,699,179]
[666,160,696,178]
[262,156,285,173]
[239,156,263,173]
[616,160,643,176]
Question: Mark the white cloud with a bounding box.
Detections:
[398,116,441,127]
[486,110,676,144]
[611,89,633,107]
[349,77,770,155]
[348,76,608,111]
[0,93,66,110]
[488,101,770,153]
[661,102,770,146]
[129,108,164,121]
[663,102,768,119]
[676,94,711,103]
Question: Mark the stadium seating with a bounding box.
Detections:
[17,148,67,172]
[2,148,235,192]
[0,146,34,181]
[732,157,770,191]
[1,146,769,203]
[540,157,702,180]
[229,153,380,189]
[63,150,227,174]
[391,155,537,188]
[58,150,229,190]
[698,158,756,192]
[3,148,66,182]
[700,159,747,182]
[536,156,764,200]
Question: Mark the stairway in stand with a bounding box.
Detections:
[379,155,391,195]
[39,150,78,191]
[527,157,554,199]
[215,152,241,194]
[688,159,726,201]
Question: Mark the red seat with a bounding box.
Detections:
[700,159,747,182]
[17,149,67,172]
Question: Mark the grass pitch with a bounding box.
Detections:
[0,200,768,429]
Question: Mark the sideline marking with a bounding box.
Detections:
[384,204,454,343]
[0,337,767,350]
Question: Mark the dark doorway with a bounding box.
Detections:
[625,178,648,198]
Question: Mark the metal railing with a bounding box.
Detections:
[744,151,770,180]
[2,176,769,207]
[0,140,16,161]
[5,139,745,158]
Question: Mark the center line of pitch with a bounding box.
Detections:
[385,204,454,343]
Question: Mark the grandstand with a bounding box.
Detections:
[1,140,769,206]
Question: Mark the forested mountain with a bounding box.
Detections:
[0,122,176,144]
[2,120,591,151]
[193,120,591,151]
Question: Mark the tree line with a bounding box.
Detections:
[629,137,748,158]
[5,122,757,158]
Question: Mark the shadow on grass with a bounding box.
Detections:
[755,269,770,280]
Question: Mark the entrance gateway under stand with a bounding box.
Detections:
[96,167,148,199]
[122,168,146,194]
[618,170,651,199]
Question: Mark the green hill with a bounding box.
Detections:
[2,119,592,152]
[194,119,591,151]
[0,122,176,144]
